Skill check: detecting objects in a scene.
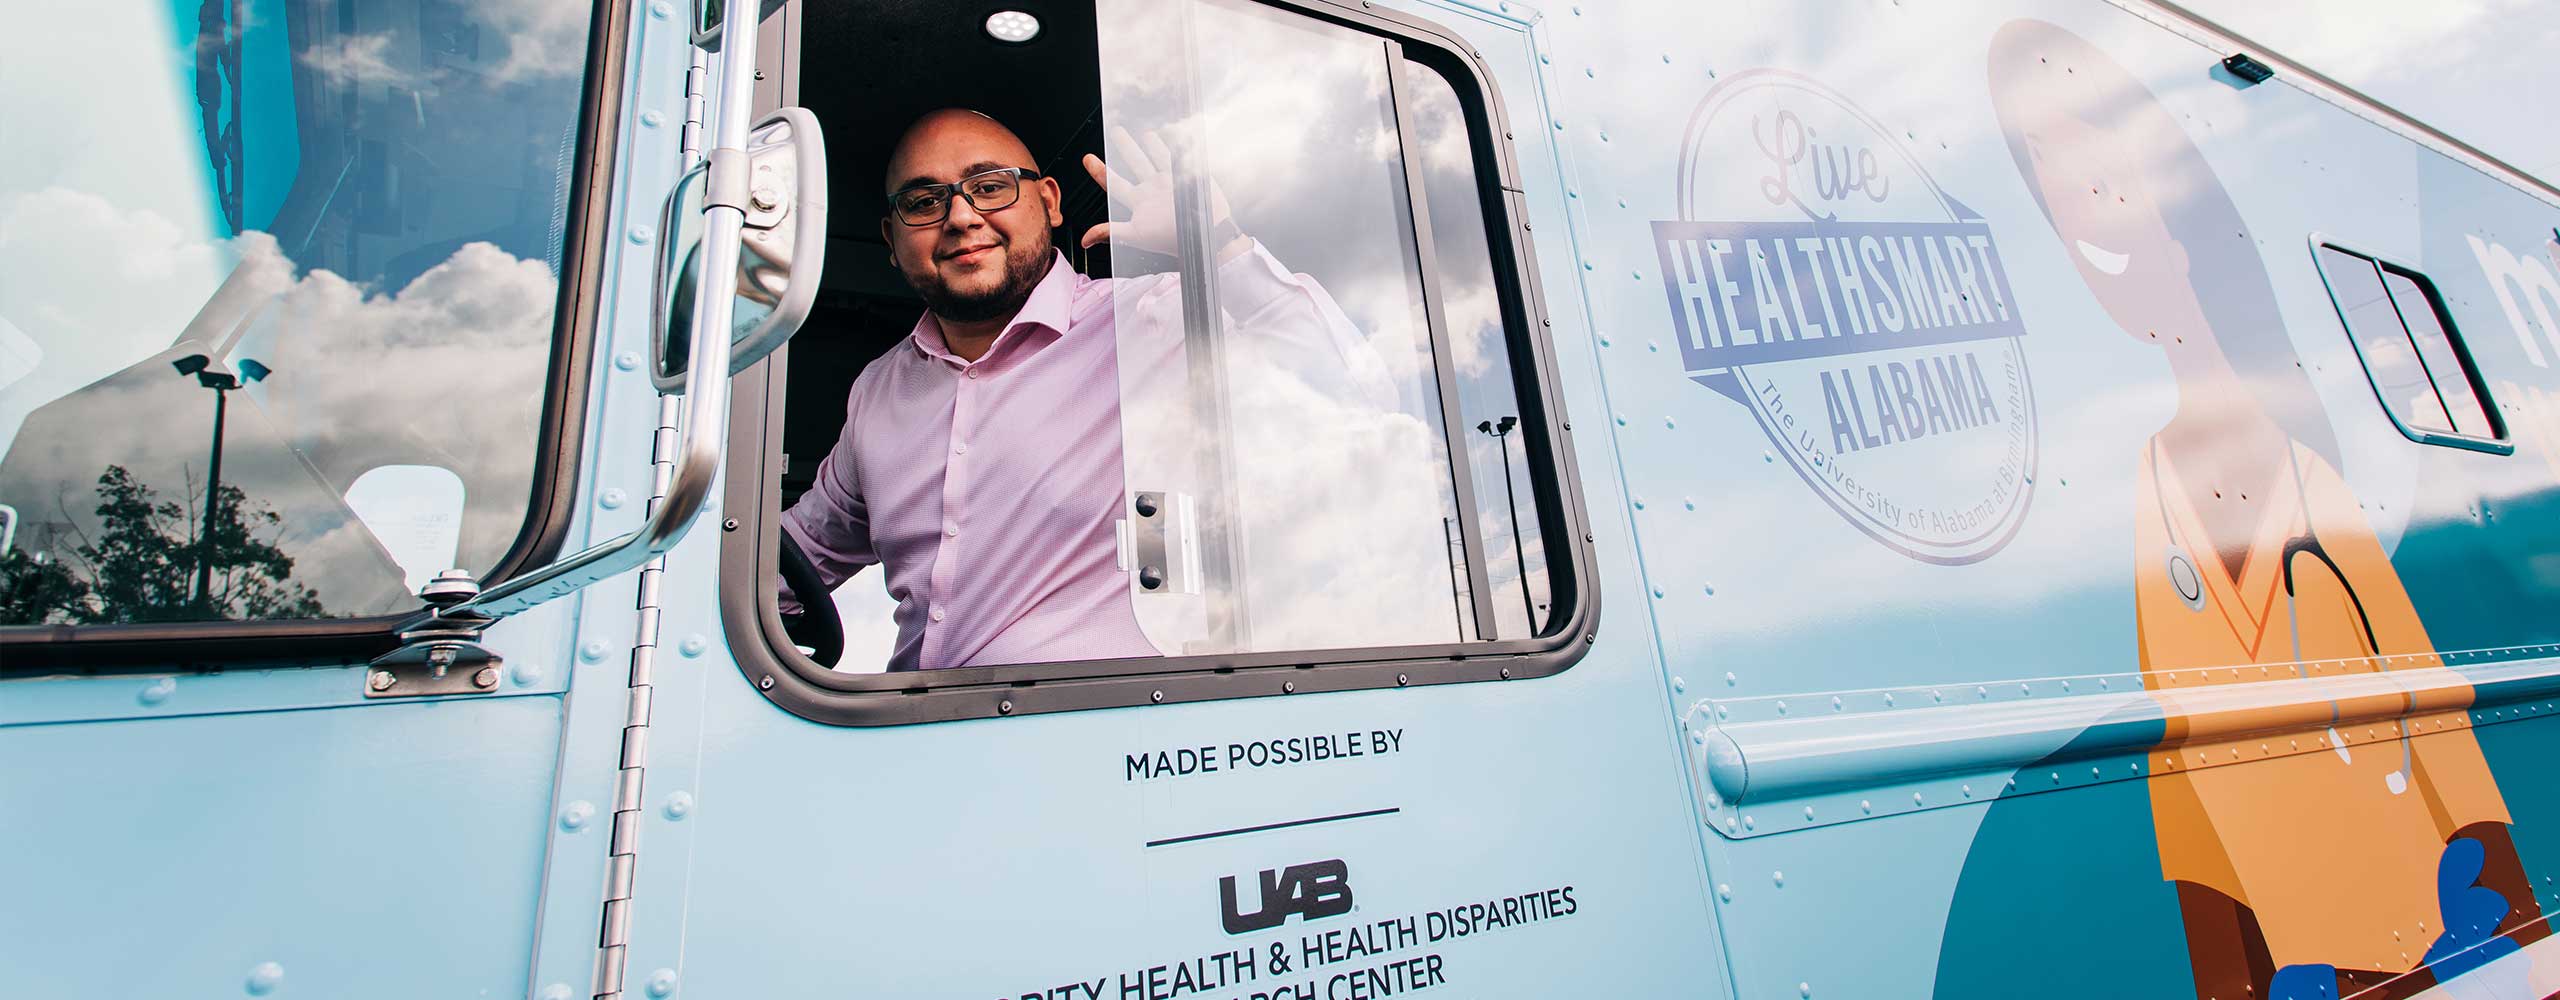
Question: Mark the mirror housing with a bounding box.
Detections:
[651,106,828,393]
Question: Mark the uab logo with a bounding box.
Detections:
[1219,859,1353,934]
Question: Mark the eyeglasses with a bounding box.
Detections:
[888,166,1043,226]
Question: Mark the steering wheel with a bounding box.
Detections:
[775,529,844,668]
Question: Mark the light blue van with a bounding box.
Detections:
[7,1,2560,997]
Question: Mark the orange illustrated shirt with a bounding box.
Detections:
[2134,439,2507,974]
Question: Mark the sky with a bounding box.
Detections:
[2180,0,2560,184]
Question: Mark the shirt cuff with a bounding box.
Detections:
[1214,240,1302,321]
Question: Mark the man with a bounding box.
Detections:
[780,109,1385,671]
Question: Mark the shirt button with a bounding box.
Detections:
[930,607,946,622]
[944,523,959,537]
[966,369,980,380]
[954,442,968,455]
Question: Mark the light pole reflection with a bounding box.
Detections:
[1475,416,1536,635]
[171,352,272,613]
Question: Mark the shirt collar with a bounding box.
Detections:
[908,251,1079,364]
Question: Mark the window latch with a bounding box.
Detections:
[365,569,504,698]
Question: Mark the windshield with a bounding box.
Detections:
[0,0,596,625]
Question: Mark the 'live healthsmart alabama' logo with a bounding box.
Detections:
[1654,71,2038,564]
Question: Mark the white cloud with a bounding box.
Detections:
[472,0,594,83]
[0,198,556,616]
[298,33,434,91]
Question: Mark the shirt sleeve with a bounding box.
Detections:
[777,383,881,614]
[1211,240,1401,412]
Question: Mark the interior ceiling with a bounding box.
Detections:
[800,0,1105,243]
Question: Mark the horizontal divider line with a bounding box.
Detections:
[1146,807,1401,848]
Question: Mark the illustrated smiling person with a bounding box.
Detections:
[1984,19,2541,1000]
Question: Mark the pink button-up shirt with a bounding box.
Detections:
[782,244,1371,671]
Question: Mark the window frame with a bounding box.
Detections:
[0,0,638,670]
[2308,235,2514,456]
[719,0,1599,726]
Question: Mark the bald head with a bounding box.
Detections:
[884,109,1037,197]
[878,108,1063,330]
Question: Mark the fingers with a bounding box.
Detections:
[1079,221,1112,249]
[1085,151,1141,213]
[1140,131,1175,175]
[1107,125,1156,182]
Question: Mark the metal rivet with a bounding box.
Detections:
[1743,814,1756,830]
[1396,673,1410,687]
[1499,667,1512,679]
[1691,732,1706,746]
[640,111,665,129]
[1801,984,1813,999]
[615,351,641,371]
[1671,676,1686,693]
[511,662,544,687]
[1283,681,1296,693]
[561,800,595,831]
[1717,883,1732,902]
[721,517,740,531]
[758,675,775,690]
[679,635,708,657]
[648,0,673,19]
[139,677,177,705]
[368,670,397,692]
[581,640,609,662]
[246,962,284,996]
[472,667,500,689]
[646,968,679,998]
[664,792,693,820]
[998,699,1014,715]
[1771,869,1784,887]
[1802,806,1815,820]
[627,226,654,245]
[1151,690,1165,703]
[599,488,627,510]
[1860,799,1872,813]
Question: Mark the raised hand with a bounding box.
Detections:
[1079,125,1243,259]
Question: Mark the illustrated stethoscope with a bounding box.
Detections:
[2147,439,2413,794]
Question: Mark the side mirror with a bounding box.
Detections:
[651,106,828,392]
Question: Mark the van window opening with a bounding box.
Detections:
[2312,243,2506,450]
[758,0,1562,682]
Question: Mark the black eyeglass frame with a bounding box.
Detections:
[887,166,1046,226]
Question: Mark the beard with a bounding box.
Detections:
[913,228,1054,324]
